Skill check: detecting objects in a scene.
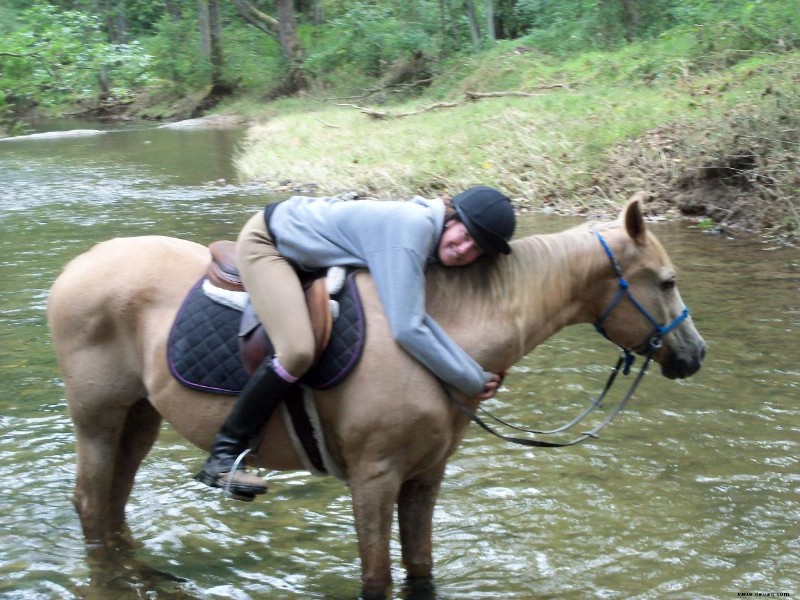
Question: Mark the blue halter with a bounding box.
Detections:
[593,231,689,372]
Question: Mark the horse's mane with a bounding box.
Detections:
[426,219,614,323]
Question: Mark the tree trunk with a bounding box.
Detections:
[439,0,446,43]
[198,0,211,61]
[164,0,181,20]
[198,0,224,86]
[276,0,303,62]
[276,0,307,92]
[464,0,481,51]
[312,0,324,25]
[231,0,280,38]
[486,0,495,42]
[95,0,128,44]
[620,0,639,43]
[208,0,224,86]
[231,0,308,93]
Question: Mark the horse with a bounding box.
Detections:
[47,196,705,598]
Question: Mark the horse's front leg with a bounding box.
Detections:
[398,463,446,581]
[349,462,402,599]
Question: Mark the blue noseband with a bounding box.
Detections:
[593,231,689,369]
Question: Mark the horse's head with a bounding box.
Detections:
[590,195,706,379]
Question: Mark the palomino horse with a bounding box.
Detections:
[47,197,705,597]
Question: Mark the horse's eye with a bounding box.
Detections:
[661,279,676,291]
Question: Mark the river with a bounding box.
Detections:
[0,120,797,599]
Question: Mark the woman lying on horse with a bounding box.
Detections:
[195,185,517,498]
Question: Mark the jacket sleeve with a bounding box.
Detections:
[364,244,491,396]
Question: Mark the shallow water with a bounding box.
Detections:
[0,122,797,599]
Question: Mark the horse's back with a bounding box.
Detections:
[49,236,207,331]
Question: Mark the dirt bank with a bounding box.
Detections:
[593,103,799,244]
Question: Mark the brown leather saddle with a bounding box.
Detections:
[207,240,333,374]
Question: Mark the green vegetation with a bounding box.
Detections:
[233,31,800,242]
[2,0,799,241]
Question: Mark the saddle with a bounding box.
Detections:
[207,240,333,373]
[167,242,366,476]
[168,240,365,394]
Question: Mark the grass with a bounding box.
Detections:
[225,36,800,241]
[232,82,696,205]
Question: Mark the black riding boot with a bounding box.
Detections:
[195,358,293,500]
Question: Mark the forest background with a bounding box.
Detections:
[1,0,799,242]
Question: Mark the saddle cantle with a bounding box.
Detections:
[207,240,243,291]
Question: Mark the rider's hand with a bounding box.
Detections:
[474,371,506,402]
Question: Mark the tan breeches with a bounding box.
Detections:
[236,211,316,379]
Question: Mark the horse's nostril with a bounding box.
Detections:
[700,343,707,360]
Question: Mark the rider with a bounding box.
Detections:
[196,185,516,498]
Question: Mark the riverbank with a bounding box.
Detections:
[15,41,799,244]
[224,45,800,244]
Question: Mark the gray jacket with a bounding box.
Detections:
[268,195,491,395]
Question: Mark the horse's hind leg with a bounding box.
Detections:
[109,398,162,529]
[63,352,158,542]
[71,394,162,541]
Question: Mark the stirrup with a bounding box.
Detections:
[195,448,267,502]
[223,449,258,501]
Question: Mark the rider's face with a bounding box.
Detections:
[437,220,483,267]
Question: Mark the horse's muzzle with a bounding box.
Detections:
[659,340,706,379]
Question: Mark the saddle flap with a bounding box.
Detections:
[203,239,338,378]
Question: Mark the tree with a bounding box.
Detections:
[619,0,640,42]
[486,0,495,42]
[198,0,224,88]
[231,0,307,92]
[464,0,482,50]
[0,4,152,111]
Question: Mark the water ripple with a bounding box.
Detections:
[1,125,798,598]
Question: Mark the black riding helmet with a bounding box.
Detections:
[451,186,516,255]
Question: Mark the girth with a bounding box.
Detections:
[207,240,333,368]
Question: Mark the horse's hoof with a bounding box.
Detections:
[194,468,267,500]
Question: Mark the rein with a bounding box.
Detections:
[447,230,691,448]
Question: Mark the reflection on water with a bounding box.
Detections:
[0,123,798,599]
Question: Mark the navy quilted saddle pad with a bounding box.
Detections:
[167,273,365,395]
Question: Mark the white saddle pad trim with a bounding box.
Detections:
[201,278,248,311]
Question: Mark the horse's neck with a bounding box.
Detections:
[510,230,609,355]
[427,227,611,371]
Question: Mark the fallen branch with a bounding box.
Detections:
[337,84,573,120]
[465,83,571,100]
[466,91,540,100]
[335,102,462,119]
[313,116,341,129]
[389,77,434,92]
[316,78,435,102]
[321,88,383,102]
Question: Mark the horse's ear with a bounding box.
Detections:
[623,191,648,245]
